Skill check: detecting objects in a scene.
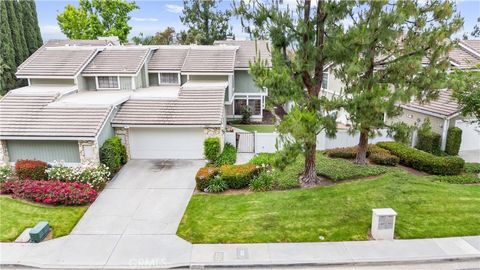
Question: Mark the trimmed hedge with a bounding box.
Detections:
[15,160,48,180]
[326,147,357,159]
[377,141,464,175]
[204,137,221,163]
[215,143,237,166]
[325,145,398,166]
[219,163,259,189]
[416,131,441,155]
[195,167,218,191]
[429,174,480,184]
[100,137,127,173]
[445,127,462,156]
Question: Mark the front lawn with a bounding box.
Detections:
[0,197,86,242]
[178,170,480,243]
[232,124,276,133]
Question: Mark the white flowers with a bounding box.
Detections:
[46,162,111,189]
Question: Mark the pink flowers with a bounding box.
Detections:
[1,180,97,205]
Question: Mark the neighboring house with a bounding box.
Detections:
[321,39,480,151]
[0,39,271,165]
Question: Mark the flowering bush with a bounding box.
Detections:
[219,163,260,189]
[1,180,97,205]
[0,165,12,181]
[195,167,218,191]
[46,162,110,190]
[15,160,48,180]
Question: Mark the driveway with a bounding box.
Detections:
[72,159,203,235]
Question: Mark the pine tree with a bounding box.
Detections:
[29,0,43,47]
[14,0,29,63]
[0,0,16,93]
[20,0,40,55]
[6,0,28,67]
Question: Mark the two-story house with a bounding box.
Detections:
[0,39,271,165]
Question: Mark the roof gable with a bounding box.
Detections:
[82,48,150,75]
[214,40,271,68]
[148,47,189,71]
[181,47,236,73]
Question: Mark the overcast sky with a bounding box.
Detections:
[36,0,480,42]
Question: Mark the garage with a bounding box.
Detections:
[129,127,204,159]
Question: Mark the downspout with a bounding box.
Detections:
[441,118,450,151]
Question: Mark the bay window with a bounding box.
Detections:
[234,96,262,116]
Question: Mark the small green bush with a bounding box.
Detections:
[0,165,12,181]
[100,136,127,173]
[429,174,480,184]
[15,160,48,180]
[445,127,462,156]
[415,119,441,154]
[204,137,221,163]
[219,163,259,189]
[387,122,413,145]
[250,171,274,192]
[215,143,237,166]
[206,175,228,193]
[369,152,399,166]
[241,106,252,124]
[326,147,357,159]
[195,167,218,191]
[377,141,465,175]
[249,153,276,167]
[465,163,480,174]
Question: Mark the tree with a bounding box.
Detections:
[20,0,43,55]
[331,0,462,164]
[6,0,28,67]
[29,0,43,48]
[132,27,177,45]
[180,0,232,45]
[449,65,480,124]
[0,0,16,93]
[57,0,138,44]
[472,17,480,38]
[235,0,350,185]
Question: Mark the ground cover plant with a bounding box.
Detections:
[178,170,480,243]
[0,197,86,242]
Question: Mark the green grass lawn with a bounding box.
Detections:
[232,124,277,133]
[177,170,480,243]
[0,196,87,242]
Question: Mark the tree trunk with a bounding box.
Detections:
[355,130,369,165]
[300,142,321,186]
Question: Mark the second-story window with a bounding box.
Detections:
[322,71,328,89]
[97,76,119,89]
[159,73,179,85]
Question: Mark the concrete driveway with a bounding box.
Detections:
[72,159,203,235]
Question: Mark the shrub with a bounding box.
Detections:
[219,163,259,189]
[204,137,221,163]
[415,119,441,154]
[250,171,274,192]
[369,152,399,166]
[241,106,252,124]
[326,147,357,159]
[46,163,111,190]
[100,137,127,173]
[1,180,97,205]
[15,160,48,180]
[195,167,218,191]
[377,141,464,175]
[445,127,462,156]
[387,122,413,145]
[206,175,228,193]
[215,143,237,166]
[0,165,12,181]
[249,153,276,167]
[316,153,389,181]
[429,174,480,184]
[465,163,480,174]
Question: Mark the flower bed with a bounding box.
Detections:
[46,163,110,190]
[1,180,97,205]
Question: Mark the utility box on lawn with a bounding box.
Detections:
[29,221,49,243]
[371,208,397,240]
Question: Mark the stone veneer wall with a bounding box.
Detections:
[78,140,100,165]
[0,140,9,165]
[115,128,131,161]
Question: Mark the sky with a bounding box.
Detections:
[36,0,480,42]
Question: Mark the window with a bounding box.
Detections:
[159,73,179,85]
[97,76,119,89]
[322,71,328,89]
[234,97,262,116]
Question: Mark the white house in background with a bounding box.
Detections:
[0,39,271,165]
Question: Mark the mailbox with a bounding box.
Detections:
[371,208,397,240]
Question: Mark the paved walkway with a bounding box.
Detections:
[1,159,479,268]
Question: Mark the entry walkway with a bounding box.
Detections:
[1,160,479,268]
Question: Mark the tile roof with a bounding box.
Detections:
[148,47,189,71]
[0,92,112,138]
[448,46,480,68]
[402,90,460,117]
[112,86,226,126]
[16,48,97,77]
[214,40,271,68]
[82,48,150,75]
[460,40,480,54]
[181,47,236,73]
[44,39,116,47]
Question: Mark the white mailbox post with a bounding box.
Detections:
[371,208,397,240]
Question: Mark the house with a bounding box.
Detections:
[0,39,271,165]
[320,39,480,152]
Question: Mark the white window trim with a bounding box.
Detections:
[232,94,263,117]
[96,76,120,90]
[158,72,180,85]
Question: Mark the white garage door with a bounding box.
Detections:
[456,120,480,151]
[129,127,204,159]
